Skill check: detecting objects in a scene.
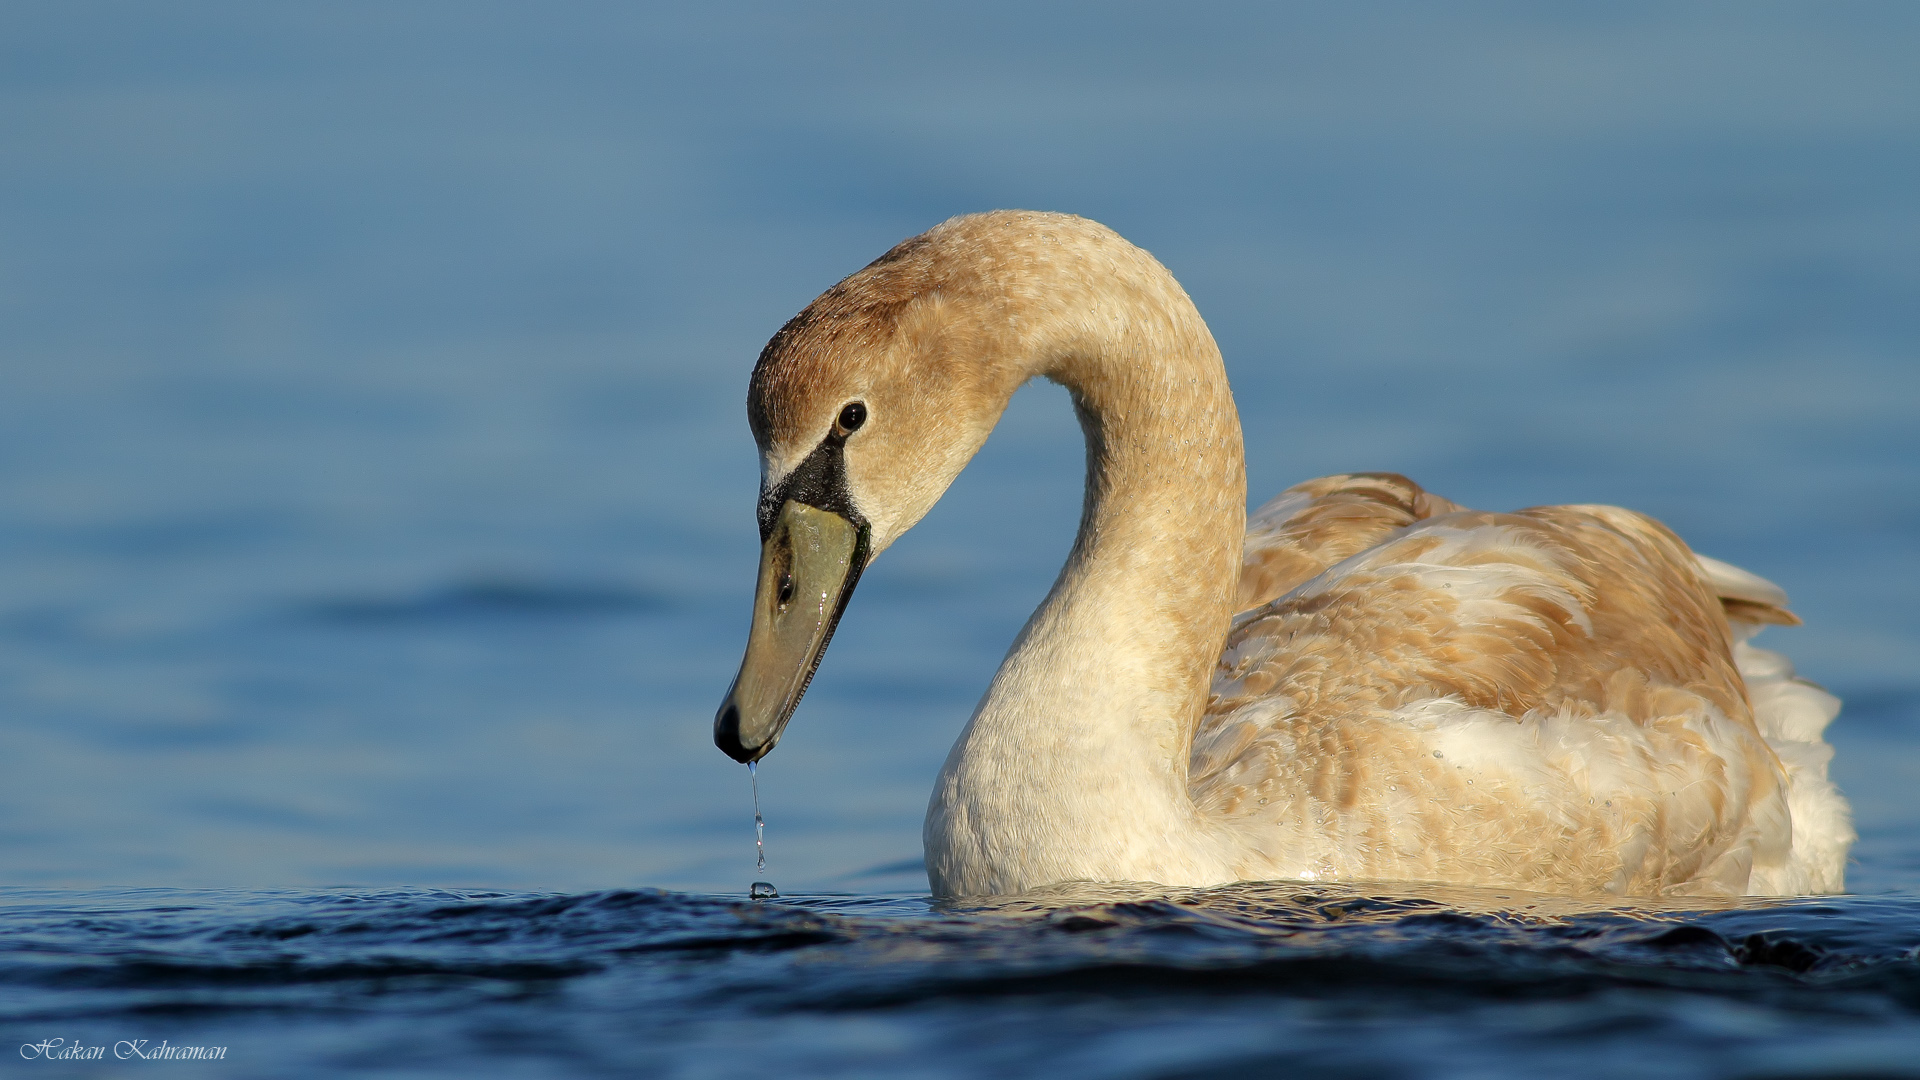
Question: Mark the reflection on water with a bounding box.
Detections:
[958,877,1813,921]
[0,2,1916,1075]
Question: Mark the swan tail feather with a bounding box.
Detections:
[1687,552,1852,893]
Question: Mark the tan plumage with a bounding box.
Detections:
[1237,473,1466,609]
[1203,477,1844,894]
[728,210,1853,899]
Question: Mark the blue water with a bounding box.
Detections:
[8,884,1920,1078]
[2,3,1917,1076]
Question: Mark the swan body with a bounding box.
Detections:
[715,210,1853,899]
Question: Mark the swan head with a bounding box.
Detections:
[714,220,1032,763]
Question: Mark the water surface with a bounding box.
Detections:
[8,884,1920,1078]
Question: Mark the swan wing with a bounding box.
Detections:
[1237,473,1464,610]
[1195,501,1838,895]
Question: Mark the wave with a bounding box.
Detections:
[3,885,1918,1076]
[294,577,671,624]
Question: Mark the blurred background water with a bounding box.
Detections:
[0,3,1917,1076]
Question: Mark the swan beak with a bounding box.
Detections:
[714,500,870,763]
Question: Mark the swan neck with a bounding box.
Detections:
[1045,302,1247,741]
[925,227,1246,895]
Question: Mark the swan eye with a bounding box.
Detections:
[836,401,867,435]
[777,571,795,609]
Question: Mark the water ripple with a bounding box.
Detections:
[294,578,672,624]
[3,885,1919,1076]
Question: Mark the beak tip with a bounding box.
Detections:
[714,701,767,764]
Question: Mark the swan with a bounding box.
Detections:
[712,210,1853,899]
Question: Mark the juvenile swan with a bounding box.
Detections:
[713,211,1852,899]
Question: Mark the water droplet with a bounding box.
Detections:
[748,761,767,876]
[1433,750,1444,759]
[750,881,779,900]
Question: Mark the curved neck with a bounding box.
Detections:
[925,232,1246,895]
[1040,292,1247,760]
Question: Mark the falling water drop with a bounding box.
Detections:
[749,761,767,876]
[747,763,777,899]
